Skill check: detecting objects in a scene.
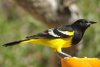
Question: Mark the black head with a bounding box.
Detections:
[72,19,96,31]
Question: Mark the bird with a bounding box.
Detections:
[3,19,96,57]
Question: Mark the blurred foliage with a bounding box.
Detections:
[0,0,100,67]
[78,0,100,57]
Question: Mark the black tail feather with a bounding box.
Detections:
[3,40,26,47]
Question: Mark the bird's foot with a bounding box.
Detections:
[60,51,72,58]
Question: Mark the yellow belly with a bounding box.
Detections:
[22,37,72,49]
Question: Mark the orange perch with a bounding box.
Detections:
[61,57,100,67]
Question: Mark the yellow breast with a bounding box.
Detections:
[23,37,73,50]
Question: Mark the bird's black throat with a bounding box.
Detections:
[71,25,88,45]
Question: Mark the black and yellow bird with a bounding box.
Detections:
[3,19,96,57]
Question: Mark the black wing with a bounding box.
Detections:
[26,25,74,39]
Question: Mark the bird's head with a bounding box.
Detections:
[72,19,96,31]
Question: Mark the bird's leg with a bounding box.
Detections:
[60,51,72,57]
[57,48,72,57]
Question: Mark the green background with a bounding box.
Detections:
[0,0,100,67]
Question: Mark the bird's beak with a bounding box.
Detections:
[89,21,97,24]
[87,21,97,26]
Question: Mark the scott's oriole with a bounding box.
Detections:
[3,19,96,57]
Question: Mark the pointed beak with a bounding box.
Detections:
[87,21,97,26]
[89,21,97,24]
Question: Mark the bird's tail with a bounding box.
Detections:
[3,39,29,47]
